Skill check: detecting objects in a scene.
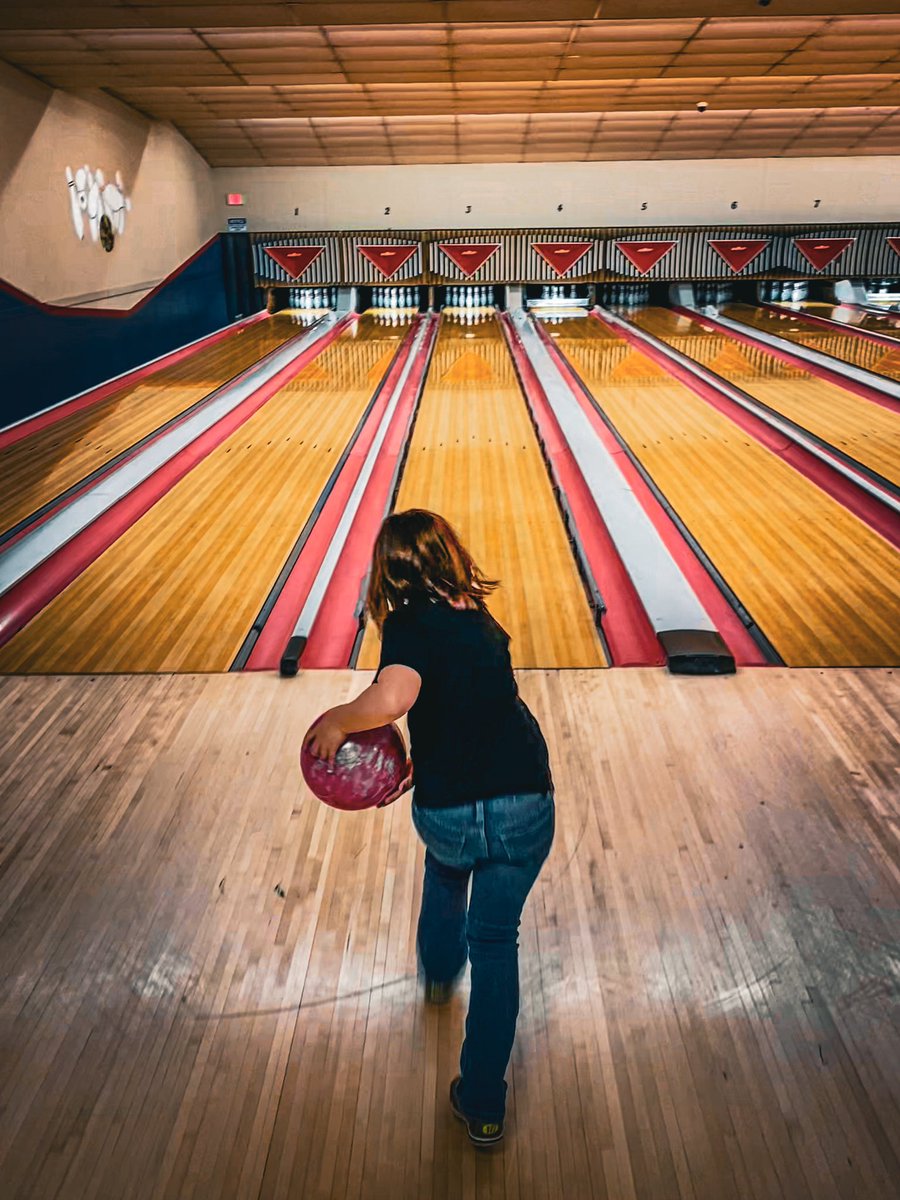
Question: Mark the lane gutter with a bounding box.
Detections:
[0,315,329,551]
[501,312,650,667]
[0,309,271,449]
[283,313,439,673]
[679,305,900,412]
[758,301,900,350]
[534,316,776,667]
[596,309,900,552]
[0,314,355,652]
[231,316,424,670]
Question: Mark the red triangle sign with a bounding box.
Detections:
[264,245,325,279]
[614,240,677,276]
[708,238,770,274]
[887,236,900,261]
[437,243,500,278]
[532,241,593,277]
[358,244,418,279]
[793,237,854,271]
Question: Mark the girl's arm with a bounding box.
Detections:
[305,665,421,764]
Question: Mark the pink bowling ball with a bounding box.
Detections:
[301,721,408,811]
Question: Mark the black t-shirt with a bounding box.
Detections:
[375,598,553,809]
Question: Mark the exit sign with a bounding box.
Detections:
[226,193,244,206]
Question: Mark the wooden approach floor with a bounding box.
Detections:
[1,668,898,1200]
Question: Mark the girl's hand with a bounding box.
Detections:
[303,710,346,768]
[376,759,414,809]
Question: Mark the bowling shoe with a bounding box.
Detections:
[450,1076,504,1147]
[424,977,455,1005]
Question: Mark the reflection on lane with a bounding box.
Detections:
[553,315,900,666]
[723,303,900,383]
[0,313,305,537]
[0,315,415,674]
[784,301,900,342]
[356,314,607,669]
[627,307,900,488]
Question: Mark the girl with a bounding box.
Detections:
[304,509,554,1147]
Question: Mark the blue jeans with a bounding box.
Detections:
[410,790,555,1123]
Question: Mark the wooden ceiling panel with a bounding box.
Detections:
[2,7,897,165]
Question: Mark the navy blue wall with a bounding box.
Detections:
[0,237,242,428]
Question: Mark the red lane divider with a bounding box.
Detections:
[299,315,439,669]
[0,315,357,651]
[759,301,900,349]
[543,317,768,666]
[593,310,900,553]
[501,314,662,667]
[243,316,426,671]
[679,306,900,415]
[0,310,270,451]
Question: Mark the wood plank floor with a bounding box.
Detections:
[555,316,900,667]
[0,316,410,674]
[633,308,900,488]
[356,314,606,670]
[0,315,302,536]
[723,303,900,384]
[0,668,897,1200]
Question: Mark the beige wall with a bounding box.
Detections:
[0,61,217,308]
[214,156,900,233]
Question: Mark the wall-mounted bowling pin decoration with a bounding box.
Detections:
[65,166,131,248]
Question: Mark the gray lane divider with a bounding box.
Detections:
[602,309,900,518]
[513,311,718,638]
[0,314,342,597]
[695,307,900,401]
[283,316,433,656]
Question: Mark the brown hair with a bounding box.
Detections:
[366,509,499,629]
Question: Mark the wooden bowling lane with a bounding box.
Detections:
[794,301,900,342]
[554,317,900,666]
[0,315,411,674]
[356,315,607,670]
[722,302,900,383]
[631,307,900,489]
[0,314,302,536]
